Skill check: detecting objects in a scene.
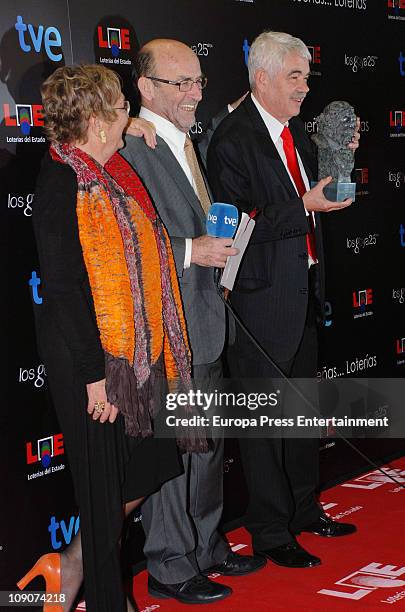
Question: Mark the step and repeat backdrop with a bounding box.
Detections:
[2,0,404,589]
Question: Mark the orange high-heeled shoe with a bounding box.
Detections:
[17,552,63,612]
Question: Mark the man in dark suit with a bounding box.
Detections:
[207,31,357,569]
[122,38,264,604]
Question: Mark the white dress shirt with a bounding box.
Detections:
[251,95,316,265]
[139,106,196,268]
[251,94,310,194]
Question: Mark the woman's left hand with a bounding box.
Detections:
[126,117,157,149]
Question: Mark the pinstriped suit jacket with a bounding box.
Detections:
[207,95,325,363]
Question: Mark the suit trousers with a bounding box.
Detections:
[228,266,323,549]
[141,358,229,583]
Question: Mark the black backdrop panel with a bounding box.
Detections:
[2,0,404,590]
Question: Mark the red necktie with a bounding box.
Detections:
[281,126,317,262]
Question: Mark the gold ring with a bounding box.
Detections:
[94,401,105,413]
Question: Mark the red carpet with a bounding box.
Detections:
[77,457,405,611]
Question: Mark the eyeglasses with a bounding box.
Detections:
[114,100,131,115]
[146,76,208,92]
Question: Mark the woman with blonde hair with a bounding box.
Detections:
[17,64,201,611]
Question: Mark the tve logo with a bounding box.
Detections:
[26,433,64,468]
[324,301,332,327]
[49,515,80,550]
[15,16,62,62]
[29,271,42,304]
[319,562,405,602]
[389,110,405,137]
[400,223,405,246]
[242,39,250,66]
[206,203,239,238]
[97,26,130,58]
[3,103,44,135]
[399,51,405,76]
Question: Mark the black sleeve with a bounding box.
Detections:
[207,132,309,244]
[197,106,230,168]
[33,158,105,383]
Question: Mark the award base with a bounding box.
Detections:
[311,181,356,202]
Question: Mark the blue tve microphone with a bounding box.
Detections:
[206,202,239,238]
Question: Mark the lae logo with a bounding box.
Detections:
[354,168,369,196]
[388,0,405,18]
[15,15,62,62]
[353,288,372,309]
[307,45,321,64]
[390,110,405,136]
[26,433,64,468]
[48,514,80,550]
[396,337,405,355]
[97,26,130,57]
[308,45,321,76]
[352,288,373,319]
[319,562,405,601]
[3,104,44,135]
[342,467,405,489]
[354,168,369,184]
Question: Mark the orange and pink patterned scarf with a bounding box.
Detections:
[50,143,205,451]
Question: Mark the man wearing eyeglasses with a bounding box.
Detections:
[122,38,264,605]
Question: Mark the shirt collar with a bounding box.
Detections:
[139,106,186,150]
[251,94,287,144]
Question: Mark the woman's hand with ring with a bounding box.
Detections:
[86,378,118,424]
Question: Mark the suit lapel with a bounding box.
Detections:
[153,136,206,221]
[290,119,316,182]
[244,96,315,195]
[244,97,297,198]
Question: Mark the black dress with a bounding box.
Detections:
[33,153,182,611]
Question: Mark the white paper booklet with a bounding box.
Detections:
[220,212,256,291]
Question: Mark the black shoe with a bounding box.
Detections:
[298,515,357,537]
[202,550,267,577]
[148,573,232,604]
[254,541,321,568]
